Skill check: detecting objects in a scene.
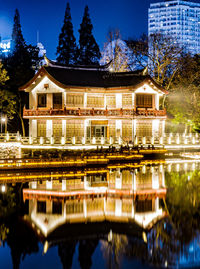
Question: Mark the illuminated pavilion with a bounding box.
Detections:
[20,59,167,145]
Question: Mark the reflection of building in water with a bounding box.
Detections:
[23,165,166,237]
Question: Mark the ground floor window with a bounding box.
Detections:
[37,120,46,137]
[136,121,152,137]
[122,120,132,141]
[66,120,84,137]
[53,120,62,137]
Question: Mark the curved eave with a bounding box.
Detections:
[19,67,48,91]
[147,77,168,94]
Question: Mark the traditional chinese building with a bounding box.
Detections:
[20,60,167,145]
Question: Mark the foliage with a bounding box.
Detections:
[78,5,101,65]
[56,2,78,65]
[100,29,132,72]
[128,33,183,91]
[0,62,16,121]
[165,170,200,243]
[1,9,41,135]
[167,54,200,131]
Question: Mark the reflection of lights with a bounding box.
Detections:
[40,137,44,145]
[142,231,147,243]
[1,185,6,192]
[176,164,180,172]
[43,241,48,254]
[184,163,188,171]
[142,165,146,174]
[1,117,6,123]
[108,229,113,242]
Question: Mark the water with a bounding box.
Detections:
[0,158,200,268]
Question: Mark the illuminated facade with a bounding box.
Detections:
[20,59,167,144]
[148,0,200,55]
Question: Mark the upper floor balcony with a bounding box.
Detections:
[23,107,166,118]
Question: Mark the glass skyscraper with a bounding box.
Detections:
[148,0,200,54]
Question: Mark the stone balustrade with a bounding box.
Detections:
[0,132,199,147]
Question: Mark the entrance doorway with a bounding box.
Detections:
[87,120,108,139]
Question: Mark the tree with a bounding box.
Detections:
[56,2,78,65]
[128,33,183,92]
[11,9,26,52]
[100,29,132,72]
[78,5,101,65]
[167,54,200,132]
[0,62,16,131]
[2,9,41,136]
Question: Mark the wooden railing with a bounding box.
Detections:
[23,107,167,118]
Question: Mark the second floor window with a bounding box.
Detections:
[66,94,84,106]
[87,95,104,107]
[37,93,46,108]
[136,94,153,108]
[53,93,62,109]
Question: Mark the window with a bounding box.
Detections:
[37,120,46,137]
[52,201,62,214]
[53,93,62,109]
[136,200,153,213]
[106,96,116,108]
[37,94,46,108]
[87,95,104,107]
[136,94,153,108]
[66,120,84,137]
[122,94,132,107]
[37,201,46,213]
[66,94,83,106]
[53,120,62,137]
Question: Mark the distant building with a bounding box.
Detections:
[0,38,11,55]
[148,0,200,55]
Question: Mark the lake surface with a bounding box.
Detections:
[0,158,200,269]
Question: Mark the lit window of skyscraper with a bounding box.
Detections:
[148,0,200,55]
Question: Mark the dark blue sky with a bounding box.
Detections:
[1,0,159,59]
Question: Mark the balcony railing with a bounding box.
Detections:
[23,107,166,118]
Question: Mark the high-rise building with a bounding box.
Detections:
[148,0,200,55]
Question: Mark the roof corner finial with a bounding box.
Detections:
[44,54,50,66]
[142,66,148,75]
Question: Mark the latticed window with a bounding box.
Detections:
[122,94,132,107]
[136,94,153,108]
[136,121,152,137]
[106,96,116,108]
[53,93,62,109]
[87,95,104,107]
[122,200,132,213]
[53,120,62,137]
[66,201,83,214]
[122,170,132,185]
[136,170,152,190]
[66,94,84,106]
[37,120,46,137]
[87,199,104,212]
[122,120,132,140]
[109,121,116,137]
[66,120,84,137]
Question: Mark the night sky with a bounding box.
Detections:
[1,0,162,59]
